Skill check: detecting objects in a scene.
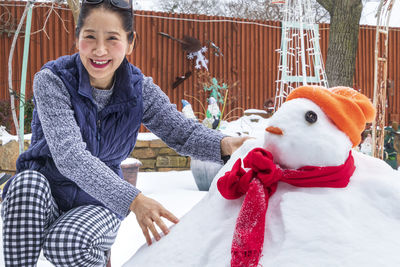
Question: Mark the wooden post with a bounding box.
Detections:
[372,0,394,159]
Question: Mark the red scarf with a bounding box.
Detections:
[217,148,355,267]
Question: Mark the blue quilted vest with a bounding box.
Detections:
[3,53,143,216]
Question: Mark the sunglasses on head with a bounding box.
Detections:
[83,0,132,10]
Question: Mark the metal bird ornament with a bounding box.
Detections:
[158,32,202,53]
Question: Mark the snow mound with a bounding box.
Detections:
[124,139,400,266]
[124,96,400,266]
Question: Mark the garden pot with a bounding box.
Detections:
[190,158,223,191]
[121,158,142,187]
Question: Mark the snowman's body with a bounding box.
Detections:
[124,98,400,267]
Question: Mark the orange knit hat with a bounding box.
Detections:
[286,85,376,147]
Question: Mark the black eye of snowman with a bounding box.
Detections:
[305,111,318,123]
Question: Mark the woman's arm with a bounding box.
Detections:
[33,69,140,218]
[134,77,250,244]
[142,77,226,163]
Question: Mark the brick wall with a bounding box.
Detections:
[133,139,190,172]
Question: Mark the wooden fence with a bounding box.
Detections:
[1,1,400,133]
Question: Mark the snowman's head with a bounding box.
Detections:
[264,86,375,170]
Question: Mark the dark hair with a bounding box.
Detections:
[75,0,135,43]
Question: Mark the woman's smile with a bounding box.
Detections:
[90,58,112,68]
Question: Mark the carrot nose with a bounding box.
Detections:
[266,126,283,135]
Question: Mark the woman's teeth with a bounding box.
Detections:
[93,60,108,65]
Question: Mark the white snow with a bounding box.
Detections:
[0,126,31,145]
[360,0,400,27]
[110,171,207,266]
[136,132,159,141]
[121,157,142,166]
[134,0,164,12]
[244,108,268,114]
[219,114,269,137]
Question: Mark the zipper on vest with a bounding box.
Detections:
[96,119,101,141]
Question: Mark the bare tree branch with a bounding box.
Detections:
[31,3,53,39]
[53,7,70,33]
[0,5,20,36]
[316,0,334,14]
[30,2,69,39]
[8,0,35,148]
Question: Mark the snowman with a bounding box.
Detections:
[124,86,400,267]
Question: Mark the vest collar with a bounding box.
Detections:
[76,55,94,100]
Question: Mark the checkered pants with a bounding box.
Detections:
[1,170,121,267]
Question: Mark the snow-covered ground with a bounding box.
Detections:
[110,171,208,266]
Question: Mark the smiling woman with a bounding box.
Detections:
[77,9,134,89]
[74,0,135,90]
[0,0,250,266]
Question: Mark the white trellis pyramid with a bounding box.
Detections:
[274,0,328,110]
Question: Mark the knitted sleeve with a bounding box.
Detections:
[142,76,226,163]
[33,68,140,219]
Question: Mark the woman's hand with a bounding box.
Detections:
[130,193,179,245]
[221,136,253,156]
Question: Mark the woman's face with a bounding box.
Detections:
[77,8,134,89]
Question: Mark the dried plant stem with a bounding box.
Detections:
[216,89,229,130]
[224,115,241,121]
[183,92,207,116]
[193,111,206,118]
[223,107,244,121]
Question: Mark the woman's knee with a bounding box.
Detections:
[43,229,105,267]
[43,232,81,266]
[4,170,51,204]
[43,206,120,266]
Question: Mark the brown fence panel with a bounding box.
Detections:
[387,28,400,123]
[0,2,76,103]
[1,2,400,133]
[130,12,282,125]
